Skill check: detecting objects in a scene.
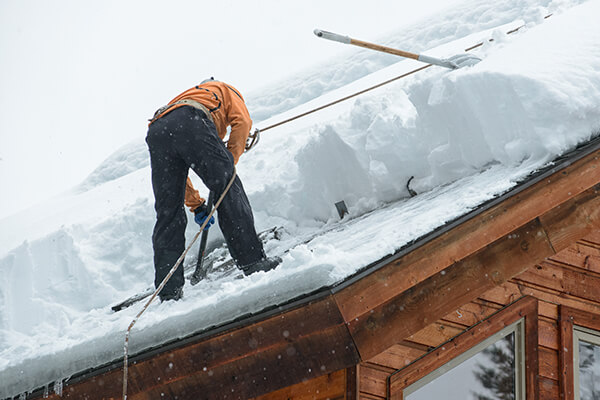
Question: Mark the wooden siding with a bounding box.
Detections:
[388,297,538,399]
[251,369,347,400]
[356,229,600,399]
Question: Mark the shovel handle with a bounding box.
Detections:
[314,29,419,60]
[190,191,215,285]
[314,28,457,69]
[349,38,420,61]
[313,29,351,44]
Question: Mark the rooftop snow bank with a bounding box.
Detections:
[246,0,590,121]
[2,0,600,397]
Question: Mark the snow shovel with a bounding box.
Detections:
[314,29,481,69]
[190,191,215,285]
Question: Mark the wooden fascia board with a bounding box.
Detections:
[42,295,360,400]
[347,185,600,361]
[335,149,600,360]
[346,216,555,360]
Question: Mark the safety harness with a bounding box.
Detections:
[149,98,215,125]
[149,85,260,152]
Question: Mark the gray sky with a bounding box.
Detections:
[0,0,461,218]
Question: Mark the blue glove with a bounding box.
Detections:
[194,203,215,231]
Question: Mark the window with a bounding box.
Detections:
[404,320,526,400]
[388,297,537,400]
[573,326,600,400]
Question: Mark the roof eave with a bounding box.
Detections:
[31,136,600,399]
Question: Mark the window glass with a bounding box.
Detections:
[578,339,600,400]
[406,333,517,400]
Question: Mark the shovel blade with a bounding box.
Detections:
[447,53,482,68]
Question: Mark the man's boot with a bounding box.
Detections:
[159,286,184,302]
[241,256,282,276]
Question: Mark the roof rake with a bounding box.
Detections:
[314,29,481,69]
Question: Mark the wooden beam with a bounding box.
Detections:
[539,185,600,252]
[251,369,346,400]
[359,363,395,398]
[341,179,600,361]
[333,150,600,324]
[559,307,576,400]
[367,344,427,371]
[540,377,560,400]
[348,219,553,360]
[539,346,559,381]
[345,365,359,400]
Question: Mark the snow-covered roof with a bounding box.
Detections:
[17,134,600,399]
[1,0,600,398]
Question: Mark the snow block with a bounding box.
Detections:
[291,126,372,222]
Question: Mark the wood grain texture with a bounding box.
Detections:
[348,219,552,360]
[359,364,394,398]
[43,296,359,400]
[388,297,538,399]
[252,369,346,400]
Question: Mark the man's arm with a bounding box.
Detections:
[224,85,252,164]
[184,178,205,212]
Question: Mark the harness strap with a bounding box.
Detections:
[194,86,222,112]
[149,98,215,125]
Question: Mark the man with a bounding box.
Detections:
[146,78,280,301]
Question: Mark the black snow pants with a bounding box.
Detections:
[145,106,265,297]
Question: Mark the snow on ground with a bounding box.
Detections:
[1,0,600,397]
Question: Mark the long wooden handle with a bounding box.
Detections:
[349,38,419,60]
[314,29,419,60]
[314,28,457,69]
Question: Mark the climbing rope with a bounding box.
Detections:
[123,168,237,400]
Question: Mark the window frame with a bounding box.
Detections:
[568,320,600,399]
[559,305,600,400]
[388,296,539,400]
[404,319,525,398]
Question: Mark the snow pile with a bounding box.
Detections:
[2,0,600,397]
[76,140,150,192]
[247,0,590,121]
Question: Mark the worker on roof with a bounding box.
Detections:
[146,78,281,302]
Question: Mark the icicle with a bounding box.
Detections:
[54,380,63,397]
[43,384,49,398]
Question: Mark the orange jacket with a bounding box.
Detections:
[154,81,252,212]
